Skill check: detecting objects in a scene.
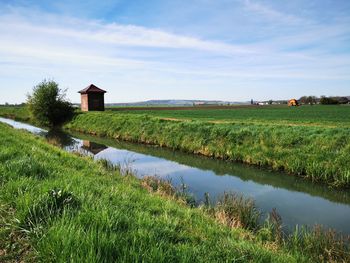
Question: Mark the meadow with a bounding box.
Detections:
[109,105,350,127]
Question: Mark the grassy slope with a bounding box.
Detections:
[0,123,302,262]
[65,112,350,188]
[1,106,349,187]
[0,106,31,122]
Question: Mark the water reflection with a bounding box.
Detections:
[82,141,108,155]
[2,116,350,235]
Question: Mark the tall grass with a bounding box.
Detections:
[65,112,350,188]
[142,176,350,262]
[1,123,303,262]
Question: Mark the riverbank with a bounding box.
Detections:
[0,122,305,262]
[1,106,349,188]
[65,111,350,188]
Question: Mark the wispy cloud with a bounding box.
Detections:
[242,0,305,25]
[0,10,254,55]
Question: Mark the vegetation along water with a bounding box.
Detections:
[1,118,350,262]
[1,105,350,188]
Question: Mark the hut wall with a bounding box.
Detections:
[81,94,89,111]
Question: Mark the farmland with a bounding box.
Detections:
[108,105,350,127]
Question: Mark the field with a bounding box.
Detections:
[109,105,350,127]
[0,122,309,262]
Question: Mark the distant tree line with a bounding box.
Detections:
[299,96,349,105]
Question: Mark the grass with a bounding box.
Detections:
[0,122,306,262]
[109,105,350,128]
[0,106,31,122]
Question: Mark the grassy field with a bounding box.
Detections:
[109,105,350,127]
[0,122,309,262]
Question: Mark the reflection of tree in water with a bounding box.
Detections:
[45,129,75,147]
[81,140,108,155]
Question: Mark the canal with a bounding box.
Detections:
[1,116,350,235]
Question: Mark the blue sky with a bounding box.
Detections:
[0,0,349,103]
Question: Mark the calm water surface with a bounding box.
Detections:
[1,117,350,234]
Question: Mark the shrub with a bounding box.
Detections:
[27,80,74,127]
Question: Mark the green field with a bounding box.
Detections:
[0,122,308,262]
[110,105,350,127]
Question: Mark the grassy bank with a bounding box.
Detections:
[0,122,304,262]
[0,106,31,122]
[65,112,350,188]
[1,106,349,187]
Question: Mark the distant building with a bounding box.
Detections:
[78,84,106,111]
[288,99,299,107]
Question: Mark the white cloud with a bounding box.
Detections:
[0,10,254,55]
[242,0,305,24]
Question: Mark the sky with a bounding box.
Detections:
[0,0,349,104]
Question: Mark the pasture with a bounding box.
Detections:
[109,105,350,127]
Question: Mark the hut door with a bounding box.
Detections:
[92,99,100,109]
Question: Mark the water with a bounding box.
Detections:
[1,117,350,235]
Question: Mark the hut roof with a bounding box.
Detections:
[78,84,106,94]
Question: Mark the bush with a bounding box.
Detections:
[27,80,74,127]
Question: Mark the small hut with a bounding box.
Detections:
[288,99,299,107]
[78,84,106,111]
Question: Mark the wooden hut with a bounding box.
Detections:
[78,84,106,111]
[288,99,299,107]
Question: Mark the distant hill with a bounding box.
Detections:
[106,100,248,107]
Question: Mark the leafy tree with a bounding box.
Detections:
[320,96,339,105]
[27,80,74,127]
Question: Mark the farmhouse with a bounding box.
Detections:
[288,99,299,107]
[78,84,106,111]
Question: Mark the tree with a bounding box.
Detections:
[320,96,339,105]
[27,80,74,127]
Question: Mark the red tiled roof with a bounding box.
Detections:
[78,84,106,94]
